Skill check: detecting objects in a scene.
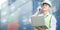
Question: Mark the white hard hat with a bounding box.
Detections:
[42,0,52,7]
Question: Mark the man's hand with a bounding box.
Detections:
[36,26,46,30]
[36,6,42,12]
[33,6,42,16]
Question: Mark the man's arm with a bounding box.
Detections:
[33,11,39,16]
[50,16,57,30]
[33,7,41,16]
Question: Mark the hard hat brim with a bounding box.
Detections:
[42,3,51,7]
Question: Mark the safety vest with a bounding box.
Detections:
[45,14,53,30]
[34,14,54,30]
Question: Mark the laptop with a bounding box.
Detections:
[31,16,48,29]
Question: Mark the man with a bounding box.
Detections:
[33,0,57,30]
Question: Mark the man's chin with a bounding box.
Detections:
[43,9,47,11]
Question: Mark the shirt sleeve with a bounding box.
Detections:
[50,16,57,30]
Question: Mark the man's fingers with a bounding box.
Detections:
[37,7,42,12]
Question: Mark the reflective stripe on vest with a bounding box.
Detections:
[45,14,53,29]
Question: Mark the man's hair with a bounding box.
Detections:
[42,3,51,7]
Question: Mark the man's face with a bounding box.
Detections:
[42,4,50,11]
